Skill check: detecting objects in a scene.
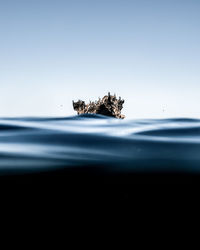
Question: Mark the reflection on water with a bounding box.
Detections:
[0,114,200,174]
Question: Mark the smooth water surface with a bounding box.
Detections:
[0,114,200,174]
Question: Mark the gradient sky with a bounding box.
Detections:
[0,0,200,118]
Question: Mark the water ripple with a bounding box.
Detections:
[0,114,200,173]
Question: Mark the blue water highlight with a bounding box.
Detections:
[0,114,200,174]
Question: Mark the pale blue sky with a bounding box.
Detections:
[0,0,200,118]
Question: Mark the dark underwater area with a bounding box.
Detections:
[1,114,200,209]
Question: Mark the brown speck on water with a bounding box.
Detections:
[72,92,125,119]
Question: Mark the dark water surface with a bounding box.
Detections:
[1,114,200,213]
[0,114,200,174]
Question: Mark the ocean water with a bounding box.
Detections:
[0,114,200,175]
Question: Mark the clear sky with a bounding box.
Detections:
[0,0,199,118]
